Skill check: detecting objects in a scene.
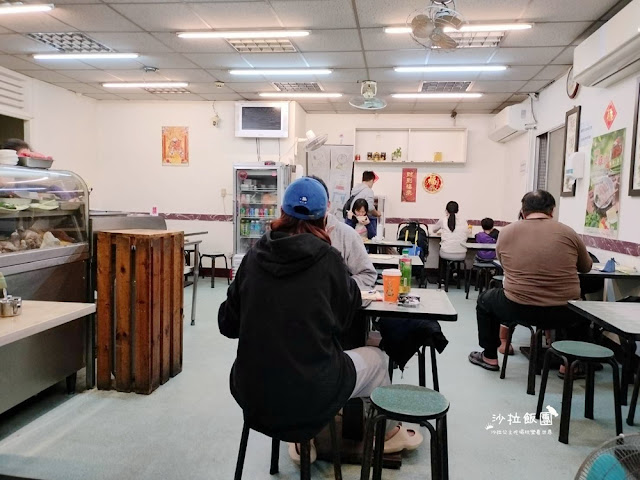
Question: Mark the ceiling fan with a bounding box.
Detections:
[349,81,387,111]
[406,0,465,51]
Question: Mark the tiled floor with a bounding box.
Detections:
[0,283,633,480]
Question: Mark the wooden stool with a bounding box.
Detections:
[198,253,230,288]
[361,384,449,480]
[535,340,623,444]
[234,418,342,480]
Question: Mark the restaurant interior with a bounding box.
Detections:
[1,0,640,479]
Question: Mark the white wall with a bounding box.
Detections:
[524,73,640,270]
[305,113,509,223]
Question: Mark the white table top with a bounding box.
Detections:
[0,301,96,348]
[368,254,423,267]
[364,288,457,320]
[461,242,497,250]
[364,239,414,248]
[568,301,640,338]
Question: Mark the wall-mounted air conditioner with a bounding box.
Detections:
[488,104,529,143]
[573,0,640,88]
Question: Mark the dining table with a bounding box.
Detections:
[368,253,423,267]
[460,242,497,250]
[363,239,414,254]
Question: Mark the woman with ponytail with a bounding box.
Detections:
[433,200,468,261]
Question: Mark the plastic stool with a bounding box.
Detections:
[199,253,230,288]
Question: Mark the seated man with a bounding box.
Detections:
[468,190,593,371]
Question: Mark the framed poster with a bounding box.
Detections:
[162,126,189,166]
[630,78,640,196]
[561,106,581,197]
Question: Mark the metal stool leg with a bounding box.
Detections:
[422,421,440,480]
[211,256,216,288]
[418,346,426,387]
[444,261,450,293]
[431,345,440,392]
[585,363,595,419]
[437,415,449,480]
[500,325,516,379]
[536,348,554,418]
[627,362,640,425]
[299,440,311,480]
[270,438,280,475]
[224,255,230,285]
[360,412,381,480]
[527,327,541,395]
[609,358,623,435]
[329,418,342,480]
[234,423,250,480]
[559,358,579,444]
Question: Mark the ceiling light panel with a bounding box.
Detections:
[420,81,472,93]
[230,69,331,75]
[259,92,341,98]
[27,32,113,53]
[144,87,191,94]
[177,31,309,39]
[34,53,138,60]
[272,82,323,93]
[396,66,507,73]
[0,3,53,14]
[393,93,483,99]
[226,38,297,53]
[103,82,188,88]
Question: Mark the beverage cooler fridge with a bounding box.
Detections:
[232,162,294,277]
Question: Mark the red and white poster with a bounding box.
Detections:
[401,168,417,202]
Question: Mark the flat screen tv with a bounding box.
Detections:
[235,101,289,138]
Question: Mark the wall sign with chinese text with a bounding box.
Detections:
[423,173,443,194]
[401,168,417,202]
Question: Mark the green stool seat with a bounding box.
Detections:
[491,275,504,283]
[551,340,613,359]
[371,384,449,419]
[361,385,450,480]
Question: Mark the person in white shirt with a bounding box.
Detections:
[432,201,468,261]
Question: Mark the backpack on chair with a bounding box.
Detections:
[397,222,429,262]
[341,194,356,219]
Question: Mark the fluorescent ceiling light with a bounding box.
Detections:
[34,53,139,60]
[384,23,533,34]
[230,69,332,76]
[392,93,483,99]
[395,66,507,73]
[259,92,342,98]
[0,3,54,14]
[102,82,189,88]
[177,30,309,39]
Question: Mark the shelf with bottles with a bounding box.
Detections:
[240,188,277,193]
[241,216,276,220]
[239,218,270,237]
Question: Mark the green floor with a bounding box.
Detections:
[0,284,632,480]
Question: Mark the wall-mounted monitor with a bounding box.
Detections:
[235,101,289,138]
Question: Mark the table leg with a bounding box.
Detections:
[603,278,615,302]
[86,313,95,388]
[191,242,200,326]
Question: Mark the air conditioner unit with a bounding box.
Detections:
[573,0,640,88]
[488,104,529,143]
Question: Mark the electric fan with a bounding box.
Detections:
[406,0,465,51]
[349,81,387,111]
[575,434,640,479]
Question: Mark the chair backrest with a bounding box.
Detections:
[396,222,429,260]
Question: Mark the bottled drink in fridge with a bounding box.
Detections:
[399,249,412,294]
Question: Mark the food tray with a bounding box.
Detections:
[17,157,54,169]
[59,201,83,211]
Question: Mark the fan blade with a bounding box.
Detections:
[430,30,458,49]
[434,14,462,29]
[410,14,434,39]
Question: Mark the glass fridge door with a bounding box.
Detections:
[235,167,279,255]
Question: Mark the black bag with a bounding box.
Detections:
[341,194,356,219]
[397,222,429,261]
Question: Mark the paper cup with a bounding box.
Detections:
[382,268,401,303]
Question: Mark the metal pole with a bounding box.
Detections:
[191,241,200,325]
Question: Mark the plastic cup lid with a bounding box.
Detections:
[382,268,401,276]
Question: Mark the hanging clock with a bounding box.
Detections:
[566,66,579,99]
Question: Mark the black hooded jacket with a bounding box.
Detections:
[218,230,361,441]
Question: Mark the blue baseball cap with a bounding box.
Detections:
[282,177,328,220]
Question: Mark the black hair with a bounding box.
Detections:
[362,171,375,182]
[307,175,329,197]
[352,198,369,213]
[446,201,459,231]
[1,138,30,151]
[481,217,494,231]
[521,190,556,217]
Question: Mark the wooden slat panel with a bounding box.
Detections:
[160,236,171,384]
[170,233,184,377]
[133,238,152,394]
[115,235,132,392]
[96,232,113,390]
[150,237,162,390]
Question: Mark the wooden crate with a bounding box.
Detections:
[96,230,184,393]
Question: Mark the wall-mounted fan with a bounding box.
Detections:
[407,0,465,50]
[302,130,328,151]
[349,81,387,111]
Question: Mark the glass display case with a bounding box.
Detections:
[0,166,88,266]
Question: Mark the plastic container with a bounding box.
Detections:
[382,269,401,303]
[399,249,412,294]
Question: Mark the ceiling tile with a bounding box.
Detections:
[500,22,592,48]
[520,80,553,93]
[302,52,365,68]
[427,48,497,65]
[523,0,620,21]
[299,103,337,112]
[158,69,215,82]
[329,69,368,82]
[21,70,76,83]
[0,34,60,55]
[314,82,361,95]
[374,81,421,94]
[454,103,499,113]
[489,47,564,65]
[84,93,125,100]
[365,49,427,68]
[355,0,428,28]
[135,54,199,69]
[572,22,605,46]
[49,5,140,32]
[189,3,281,28]
[187,82,234,94]
[368,68,418,82]
[51,82,106,94]
[110,4,210,31]
[199,93,245,101]
[115,93,163,100]
[85,32,173,53]
[185,53,250,69]
[0,55,44,71]
[466,93,513,103]
[360,28,423,50]
[27,57,97,70]
[447,0,531,22]
[103,69,166,81]
[0,13,74,34]
[534,65,570,81]
[72,58,144,70]
[477,66,542,81]
[54,69,120,82]
[270,0,357,28]
[151,33,235,54]
[227,82,279,93]
[469,80,527,93]
[240,53,307,68]
[293,29,361,52]
[412,102,459,111]
[156,93,205,101]
[551,47,575,65]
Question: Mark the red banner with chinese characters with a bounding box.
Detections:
[401,168,417,202]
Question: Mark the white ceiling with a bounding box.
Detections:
[0,0,632,113]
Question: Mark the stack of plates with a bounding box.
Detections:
[0,149,19,166]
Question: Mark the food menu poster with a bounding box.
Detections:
[584,128,625,238]
[162,126,189,166]
[401,168,417,202]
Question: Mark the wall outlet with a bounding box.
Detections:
[221,188,227,198]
